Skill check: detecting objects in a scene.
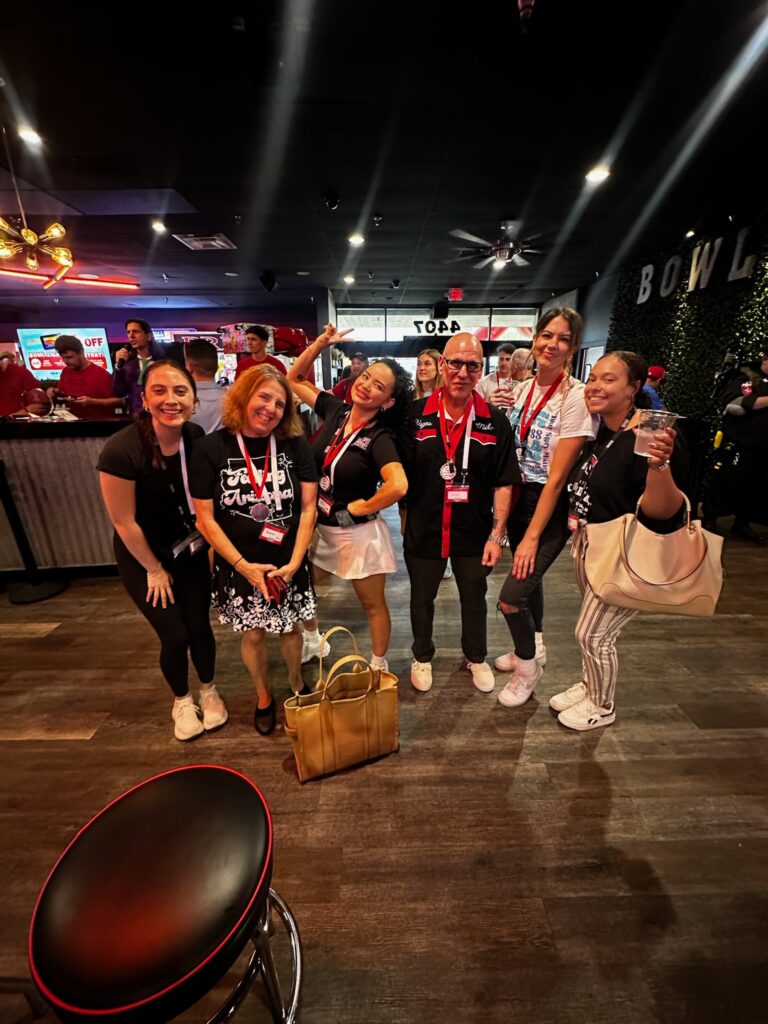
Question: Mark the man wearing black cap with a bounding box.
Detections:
[331,352,368,403]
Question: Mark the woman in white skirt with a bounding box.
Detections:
[288,323,412,671]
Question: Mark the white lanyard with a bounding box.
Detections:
[445,400,475,475]
[178,436,194,515]
[236,432,283,512]
[325,419,371,488]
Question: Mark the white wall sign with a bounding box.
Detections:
[636,226,756,304]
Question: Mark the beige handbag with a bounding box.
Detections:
[283,626,399,783]
[583,495,724,617]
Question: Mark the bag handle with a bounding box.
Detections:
[316,625,359,683]
[319,653,377,700]
[634,492,693,532]
[620,513,711,588]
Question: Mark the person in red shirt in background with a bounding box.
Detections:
[234,325,287,380]
[49,335,124,419]
[331,352,368,403]
[0,351,43,416]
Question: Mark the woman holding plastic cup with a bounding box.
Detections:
[551,351,688,731]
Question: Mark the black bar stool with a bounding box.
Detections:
[28,765,302,1023]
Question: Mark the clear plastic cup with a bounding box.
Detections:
[634,409,679,457]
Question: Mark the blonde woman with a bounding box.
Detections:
[415,348,442,399]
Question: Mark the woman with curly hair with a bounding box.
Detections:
[415,347,442,399]
[288,323,412,672]
[190,364,318,736]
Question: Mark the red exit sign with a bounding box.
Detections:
[447,287,463,302]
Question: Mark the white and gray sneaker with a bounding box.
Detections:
[411,660,433,692]
[548,681,588,713]
[494,638,547,673]
[301,632,331,664]
[498,658,542,707]
[172,698,204,741]
[558,697,615,731]
[200,686,228,731]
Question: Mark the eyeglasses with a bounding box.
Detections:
[443,358,483,375]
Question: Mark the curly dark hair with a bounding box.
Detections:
[606,350,652,409]
[370,357,415,462]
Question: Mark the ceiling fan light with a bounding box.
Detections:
[40,222,66,242]
[492,258,506,270]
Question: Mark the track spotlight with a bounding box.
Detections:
[324,192,341,210]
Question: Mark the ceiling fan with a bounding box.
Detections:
[448,220,543,269]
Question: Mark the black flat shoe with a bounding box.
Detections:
[253,698,276,736]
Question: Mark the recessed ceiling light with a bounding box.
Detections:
[224,271,239,277]
[18,126,43,147]
[347,233,365,247]
[585,165,611,184]
[78,273,100,280]
[685,230,695,238]
[296,270,310,276]
[343,274,355,285]
[151,220,167,234]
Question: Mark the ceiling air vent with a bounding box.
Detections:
[172,233,237,251]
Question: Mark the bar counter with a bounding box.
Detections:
[0,416,128,572]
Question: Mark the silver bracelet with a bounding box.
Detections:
[649,461,670,472]
[488,532,508,546]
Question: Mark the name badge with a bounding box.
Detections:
[567,512,580,533]
[260,523,288,545]
[516,447,525,463]
[317,494,334,516]
[445,484,470,503]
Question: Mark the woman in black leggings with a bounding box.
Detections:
[98,360,223,741]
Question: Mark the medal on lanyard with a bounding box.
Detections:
[438,391,473,483]
[443,398,474,502]
[320,410,370,494]
[237,433,282,523]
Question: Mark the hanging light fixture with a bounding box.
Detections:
[0,124,74,277]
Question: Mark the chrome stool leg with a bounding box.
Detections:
[205,888,302,1024]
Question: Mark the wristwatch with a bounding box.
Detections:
[488,532,508,546]
[649,461,670,472]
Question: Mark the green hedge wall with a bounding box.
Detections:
[607,224,768,421]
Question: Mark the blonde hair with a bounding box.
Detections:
[415,348,443,399]
[222,365,303,437]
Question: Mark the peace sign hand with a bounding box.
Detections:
[316,323,355,348]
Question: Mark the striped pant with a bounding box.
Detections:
[573,530,638,708]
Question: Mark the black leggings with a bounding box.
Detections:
[115,539,216,697]
[498,485,570,660]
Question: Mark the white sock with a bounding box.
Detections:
[174,693,193,707]
[304,627,321,641]
[535,632,544,646]
[199,683,215,696]
[370,654,388,669]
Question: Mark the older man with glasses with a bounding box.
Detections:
[402,332,521,694]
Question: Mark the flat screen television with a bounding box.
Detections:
[16,328,113,381]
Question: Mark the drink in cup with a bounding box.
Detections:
[634,409,679,457]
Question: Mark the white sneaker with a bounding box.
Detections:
[494,639,547,672]
[172,699,204,741]
[301,633,331,664]
[558,697,615,731]
[411,660,433,692]
[467,660,495,693]
[549,681,588,713]
[370,657,389,673]
[442,560,453,580]
[498,659,542,708]
[200,686,228,731]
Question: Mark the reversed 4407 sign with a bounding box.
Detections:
[413,320,463,334]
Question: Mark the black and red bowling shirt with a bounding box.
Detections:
[404,390,520,559]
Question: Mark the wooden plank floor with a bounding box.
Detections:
[2,511,767,1024]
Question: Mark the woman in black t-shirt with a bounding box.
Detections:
[190,364,318,736]
[288,324,411,673]
[98,361,223,742]
[552,351,687,732]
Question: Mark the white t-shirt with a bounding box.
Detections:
[507,377,597,484]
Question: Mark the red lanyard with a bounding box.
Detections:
[437,389,474,463]
[240,436,269,500]
[517,373,564,444]
[322,411,371,471]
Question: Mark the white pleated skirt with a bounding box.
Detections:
[310,517,397,579]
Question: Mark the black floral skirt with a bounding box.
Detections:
[212,557,317,634]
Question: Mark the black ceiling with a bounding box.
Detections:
[0,0,766,317]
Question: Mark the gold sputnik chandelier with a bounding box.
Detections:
[0,123,74,276]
